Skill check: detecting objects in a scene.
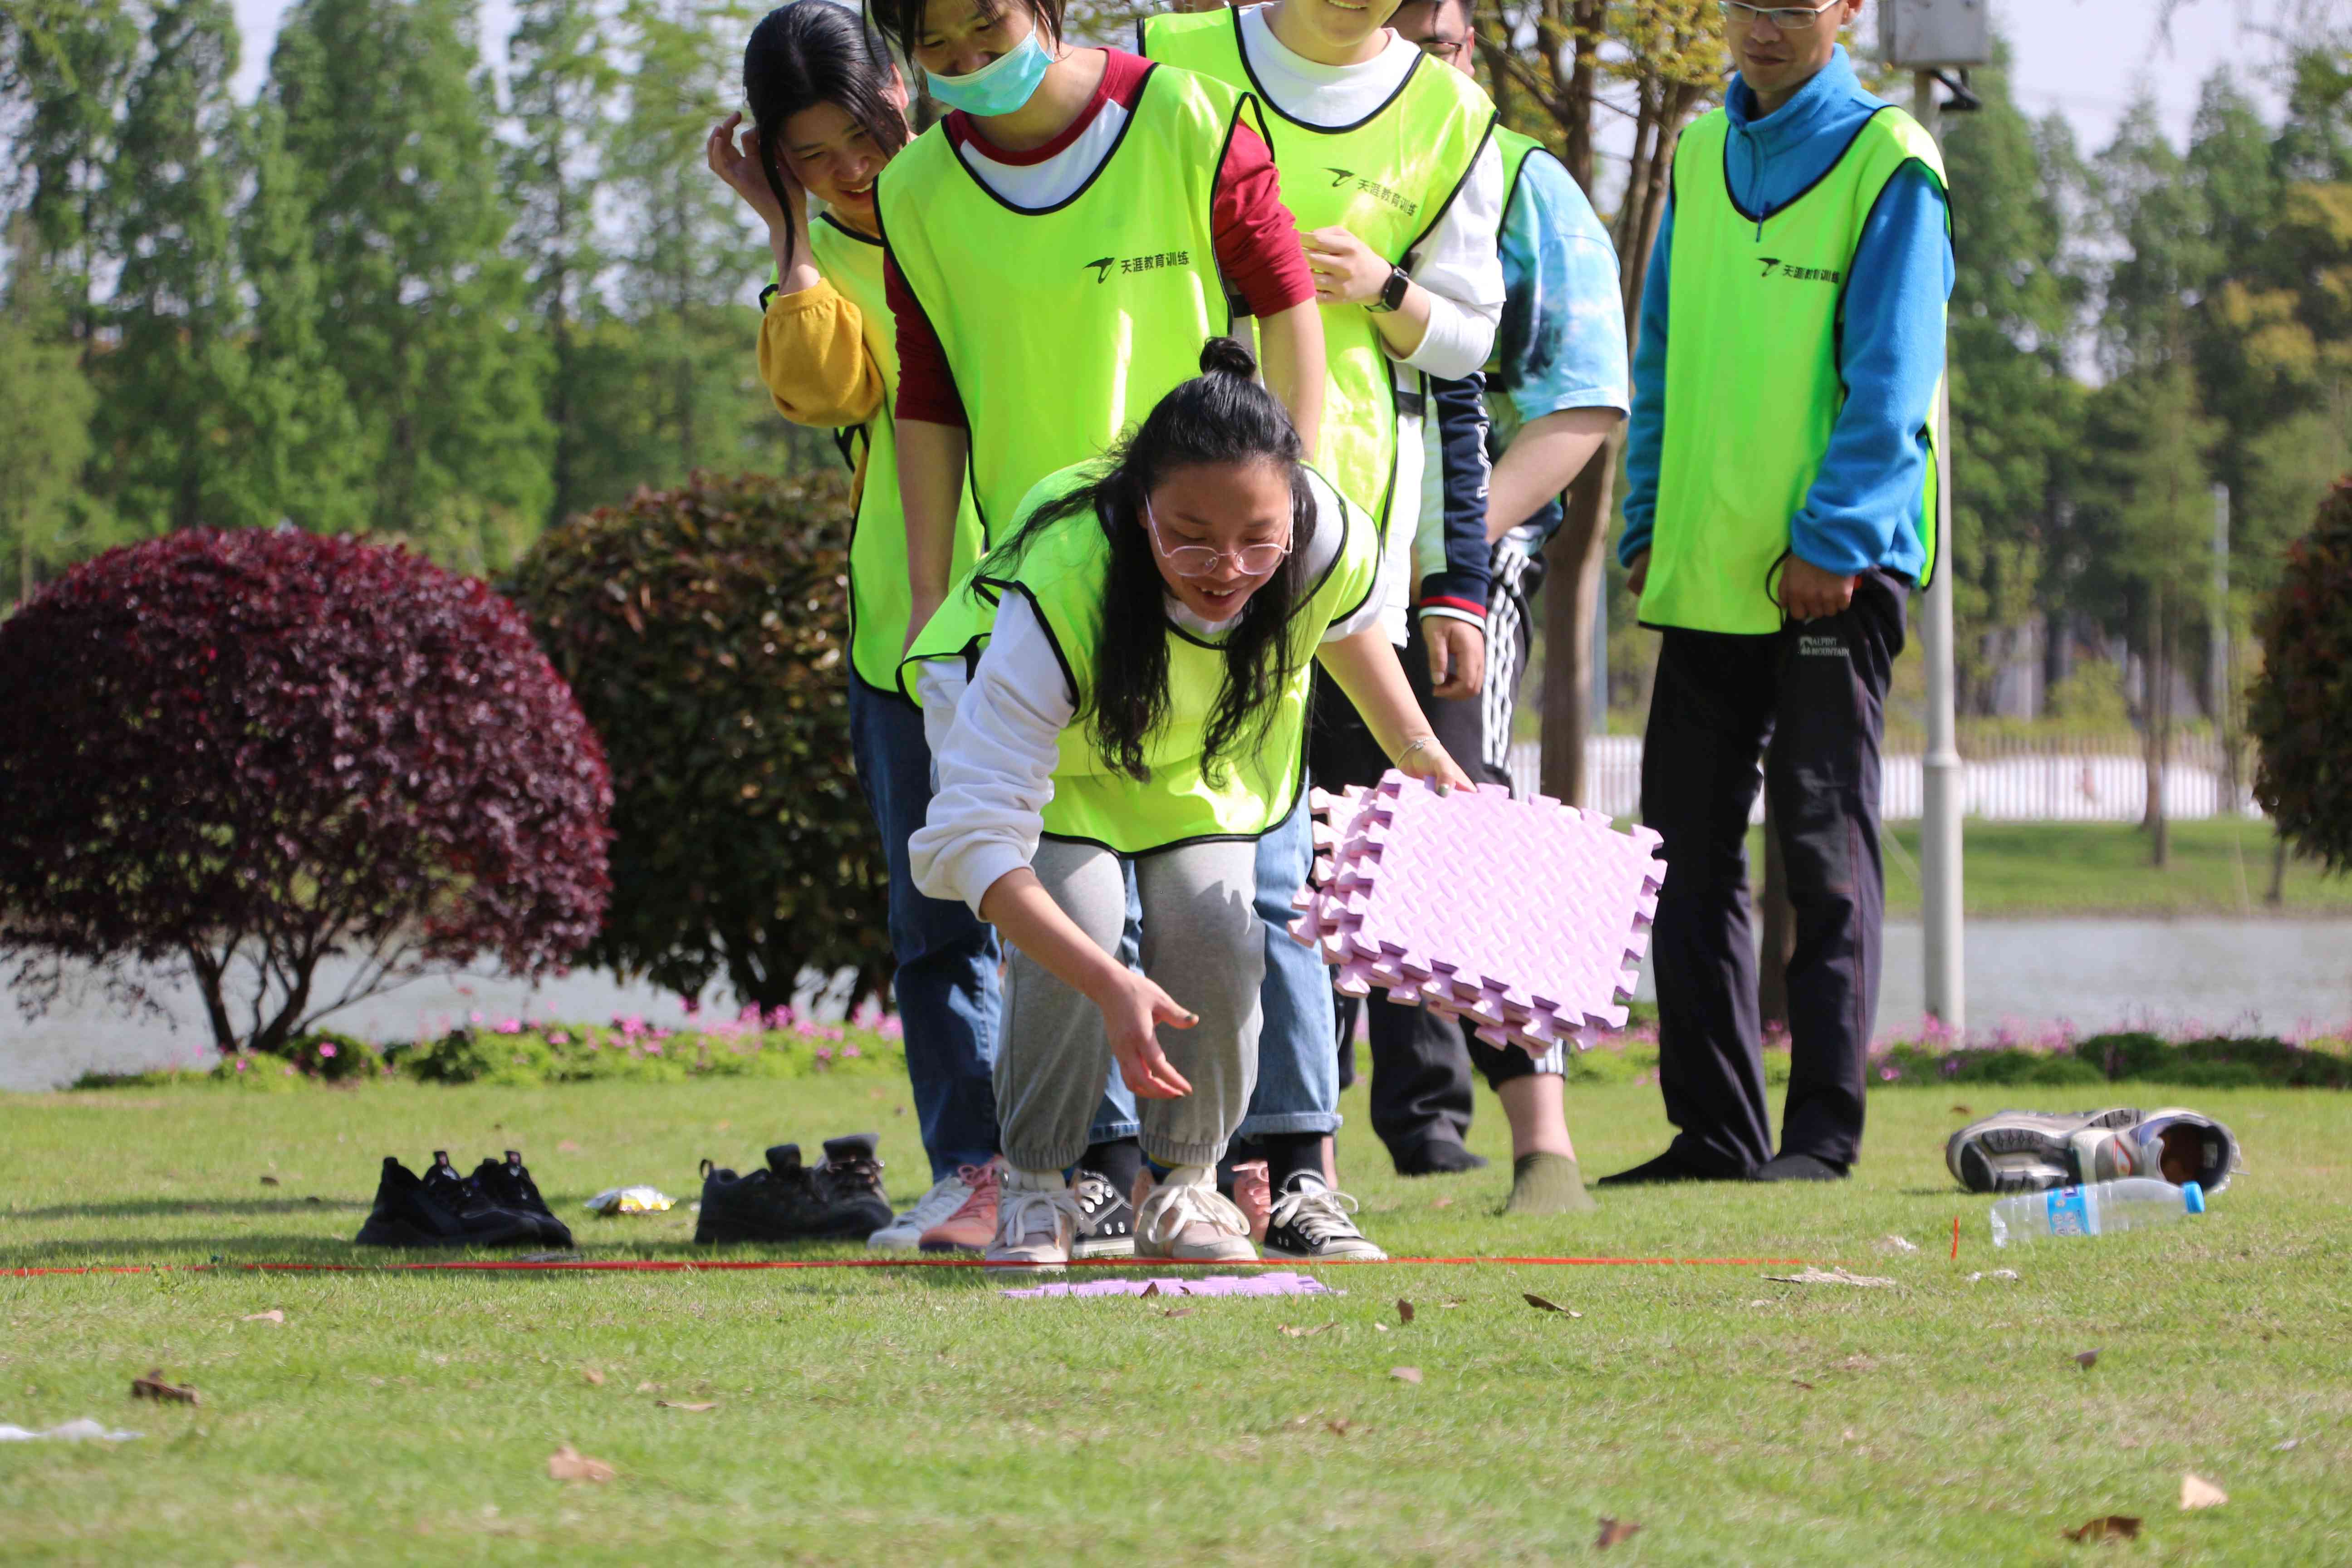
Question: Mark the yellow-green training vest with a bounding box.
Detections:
[874,64,1255,540]
[1137,8,1496,537]
[904,462,1381,854]
[1643,105,1948,636]
[805,213,989,693]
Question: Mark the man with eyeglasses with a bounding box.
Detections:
[1388,0,1630,1215]
[1606,0,1952,1186]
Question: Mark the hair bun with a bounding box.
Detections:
[1197,336,1259,381]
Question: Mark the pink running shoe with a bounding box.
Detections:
[918,1157,1002,1254]
[1229,1160,1272,1243]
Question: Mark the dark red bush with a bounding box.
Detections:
[2252,477,2352,874]
[0,529,612,1054]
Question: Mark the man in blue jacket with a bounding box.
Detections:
[1606,0,1952,1185]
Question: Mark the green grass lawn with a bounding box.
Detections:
[3,1073,2346,1566]
[1862,819,2352,919]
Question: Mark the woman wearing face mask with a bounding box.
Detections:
[903,340,1469,1271]
[868,0,1327,651]
[705,1,1042,1259]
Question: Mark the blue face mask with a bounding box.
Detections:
[924,28,1052,117]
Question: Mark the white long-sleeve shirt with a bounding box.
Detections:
[911,470,1388,913]
[1233,5,1505,381]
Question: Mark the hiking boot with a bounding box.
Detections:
[693,1145,834,1244]
[919,1157,1003,1254]
[868,1167,985,1253]
[1135,1170,1256,1263]
[984,1176,1080,1272]
[1261,1171,1386,1262]
[1069,1169,1137,1259]
[1947,1107,2144,1193]
[1228,1159,1273,1243]
[816,1134,895,1238]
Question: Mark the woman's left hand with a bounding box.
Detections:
[1302,225,1388,306]
[1398,735,1475,795]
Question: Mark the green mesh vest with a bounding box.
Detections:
[1643,105,1948,635]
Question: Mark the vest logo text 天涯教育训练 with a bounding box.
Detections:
[1083,250,1195,283]
[1755,255,1844,284]
[1320,167,1418,217]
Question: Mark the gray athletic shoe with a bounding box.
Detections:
[1947,1107,2142,1194]
[1948,1106,2241,1195]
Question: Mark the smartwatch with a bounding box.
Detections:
[1366,264,1410,314]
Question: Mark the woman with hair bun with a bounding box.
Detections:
[903,341,1469,1272]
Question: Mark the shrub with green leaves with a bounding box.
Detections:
[510,471,891,1011]
[2252,478,2352,872]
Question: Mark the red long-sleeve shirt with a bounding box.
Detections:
[887,49,1312,428]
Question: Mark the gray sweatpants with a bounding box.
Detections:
[998,836,1264,1172]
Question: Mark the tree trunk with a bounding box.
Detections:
[185,942,239,1054]
[1538,426,1621,805]
[2267,833,2288,908]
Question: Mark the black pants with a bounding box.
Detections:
[1639,569,1908,1174]
[1313,599,1543,1163]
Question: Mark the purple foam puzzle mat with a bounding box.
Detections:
[1289,773,1664,1053]
[999,1271,1343,1300]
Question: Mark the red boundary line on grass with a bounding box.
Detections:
[3,1255,1804,1278]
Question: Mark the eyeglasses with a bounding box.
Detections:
[1415,34,1470,63]
[1144,498,1292,578]
[1718,0,1843,31]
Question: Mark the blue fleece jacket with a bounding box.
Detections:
[1620,47,1953,580]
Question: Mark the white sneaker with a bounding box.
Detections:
[984,1181,1080,1272]
[866,1169,979,1252]
[1135,1171,1257,1263]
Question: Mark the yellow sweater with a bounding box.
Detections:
[756,280,886,501]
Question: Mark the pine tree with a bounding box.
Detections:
[263,0,552,558]
[7,0,139,356]
[504,0,619,529]
[92,0,248,534]
[0,220,98,604]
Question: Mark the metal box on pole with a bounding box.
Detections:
[1879,0,1992,69]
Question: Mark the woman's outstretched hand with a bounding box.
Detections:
[1087,969,1197,1100]
[705,110,800,233]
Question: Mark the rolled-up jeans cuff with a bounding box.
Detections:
[1086,1115,1142,1144]
[1236,1111,1341,1138]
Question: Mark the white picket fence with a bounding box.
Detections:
[1506,735,2263,823]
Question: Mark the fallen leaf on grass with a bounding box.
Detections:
[2180,1474,2228,1510]
[1788,1377,1816,1391]
[2274,1438,2300,1451]
[1524,1293,1566,1313]
[580,1368,605,1387]
[259,1175,280,1186]
[131,1369,197,1405]
[1141,1282,1161,1298]
[1323,1417,1355,1436]
[1389,1367,1422,1384]
[2061,1516,2141,1542]
[1596,1517,1643,1549]
[548,1445,615,1482]
[1430,1196,1455,1209]
[657,1401,718,1412]
[2073,1349,2100,1370]
[1372,1322,1389,1332]
[557,1140,581,1154]
[240,1310,285,1325]
[1278,1323,1338,1338]
[1439,1299,1462,1309]
[1161,1308,1196,1318]
[1764,1267,1896,1289]
[1950,1104,1973,1115]
[1397,1298,1415,1325]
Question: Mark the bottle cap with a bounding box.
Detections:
[2182,1180,2206,1215]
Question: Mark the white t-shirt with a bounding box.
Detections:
[910,467,1388,913]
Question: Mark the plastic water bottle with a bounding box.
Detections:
[1989,1179,2206,1247]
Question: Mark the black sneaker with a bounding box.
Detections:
[694,1145,835,1244]
[1069,1169,1137,1259]
[467,1150,575,1246]
[1261,1171,1387,1262]
[355,1153,564,1249]
[815,1134,895,1238]
[353,1156,469,1247]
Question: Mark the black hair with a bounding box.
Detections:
[997,338,1318,786]
[743,2,909,271]
[864,0,1064,79]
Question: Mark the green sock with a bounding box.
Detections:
[1505,1152,1598,1216]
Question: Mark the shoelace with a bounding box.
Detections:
[1140,1183,1249,1248]
[824,1155,886,1195]
[940,1161,1001,1223]
[895,1171,982,1231]
[1266,1182,1363,1244]
[998,1187,1078,1249]
[1070,1173,1120,1219]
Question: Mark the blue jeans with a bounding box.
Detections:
[848,678,1004,1182]
[1237,789,1341,1138]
